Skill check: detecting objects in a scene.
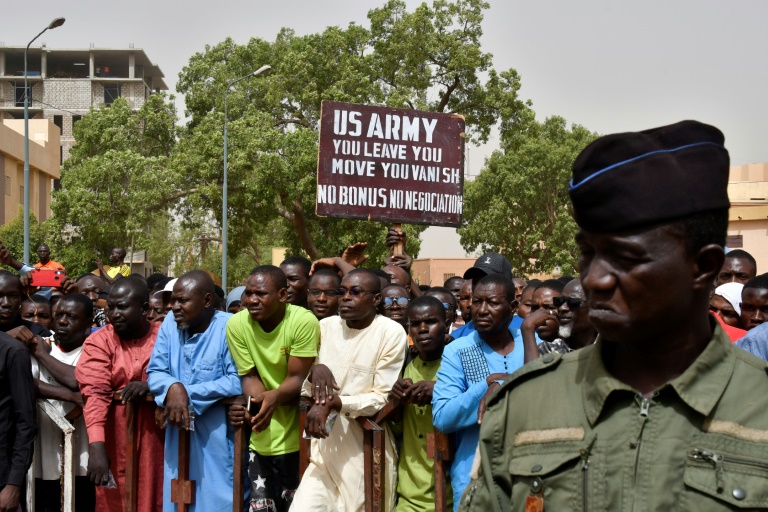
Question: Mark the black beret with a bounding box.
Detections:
[569,120,730,232]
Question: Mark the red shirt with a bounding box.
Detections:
[711,311,747,342]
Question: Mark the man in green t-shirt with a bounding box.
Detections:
[226,265,320,512]
[390,295,452,512]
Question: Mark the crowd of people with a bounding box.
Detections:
[0,119,768,512]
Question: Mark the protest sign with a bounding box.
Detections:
[316,101,465,227]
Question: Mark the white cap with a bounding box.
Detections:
[153,278,178,298]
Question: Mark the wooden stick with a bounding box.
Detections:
[428,430,452,512]
[124,401,139,512]
[231,396,248,512]
[299,397,312,479]
[392,223,404,256]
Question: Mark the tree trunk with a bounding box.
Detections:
[291,200,318,259]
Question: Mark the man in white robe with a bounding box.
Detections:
[291,269,407,512]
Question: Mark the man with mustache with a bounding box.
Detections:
[462,121,768,511]
[433,274,523,510]
[292,269,407,511]
[76,278,164,511]
[147,270,243,512]
[519,278,597,362]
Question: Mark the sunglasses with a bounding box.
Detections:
[336,287,376,297]
[308,288,339,298]
[552,296,583,309]
[383,296,409,308]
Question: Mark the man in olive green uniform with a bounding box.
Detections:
[461,121,768,511]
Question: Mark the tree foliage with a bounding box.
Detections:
[49,94,178,276]
[459,116,598,277]
[0,208,47,273]
[173,0,529,265]
[49,0,582,281]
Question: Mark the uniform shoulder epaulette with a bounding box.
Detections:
[486,352,563,407]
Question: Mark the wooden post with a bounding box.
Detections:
[124,401,139,512]
[298,397,312,478]
[370,426,385,512]
[171,428,195,512]
[427,430,453,512]
[231,396,248,512]
[359,418,376,512]
[355,399,400,512]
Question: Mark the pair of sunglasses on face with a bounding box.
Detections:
[383,296,410,308]
[552,296,583,309]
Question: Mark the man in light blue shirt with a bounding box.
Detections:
[432,274,525,510]
[148,270,245,512]
[736,321,768,359]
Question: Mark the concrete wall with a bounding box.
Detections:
[0,119,60,224]
[412,258,475,287]
[2,76,151,162]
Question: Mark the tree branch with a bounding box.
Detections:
[437,74,460,112]
[290,199,318,259]
[274,118,313,129]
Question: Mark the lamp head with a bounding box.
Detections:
[48,18,66,30]
[253,65,272,77]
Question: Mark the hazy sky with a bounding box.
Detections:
[6,1,768,258]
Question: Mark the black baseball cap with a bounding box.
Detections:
[463,252,513,281]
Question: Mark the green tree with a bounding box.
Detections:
[50,94,179,276]
[173,0,529,264]
[0,208,47,272]
[458,116,599,277]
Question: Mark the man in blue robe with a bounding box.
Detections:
[148,270,245,512]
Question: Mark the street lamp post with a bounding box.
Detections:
[24,17,65,264]
[222,64,271,290]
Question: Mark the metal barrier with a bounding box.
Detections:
[25,400,78,512]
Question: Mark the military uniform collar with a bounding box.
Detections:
[583,322,734,426]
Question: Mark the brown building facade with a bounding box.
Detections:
[727,163,768,273]
[0,119,60,224]
[0,45,167,162]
